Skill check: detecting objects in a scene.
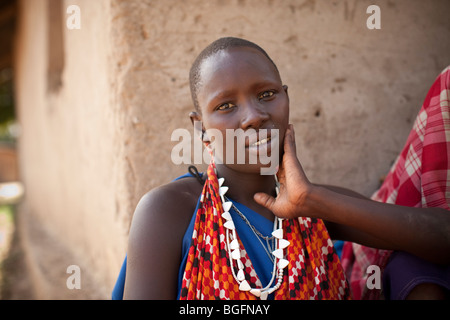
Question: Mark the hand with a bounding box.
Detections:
[254,124,313,219]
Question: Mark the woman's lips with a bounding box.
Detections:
[249,136,272,148]
[245,130,274,147]
[246,131,278,154]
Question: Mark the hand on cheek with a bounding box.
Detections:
[254,124,313,219]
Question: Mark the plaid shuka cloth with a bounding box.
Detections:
[341,66,450,300]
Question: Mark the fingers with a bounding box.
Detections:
[255,192,292,219]
[284,124,297,158]
[279,124,310,186]
[276,125,296,182]
[278,124,300,176]
[253,192,277,212]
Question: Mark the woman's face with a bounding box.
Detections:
[194,46,290,174]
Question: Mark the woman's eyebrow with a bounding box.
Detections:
[205,78,280,106]
[207,89,236,105]
[250,79,279,91]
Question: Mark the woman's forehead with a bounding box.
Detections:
[199,47,278,81]
[197,47,281,100]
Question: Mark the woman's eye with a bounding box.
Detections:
[259,91,275,99]
[216,102,235,111]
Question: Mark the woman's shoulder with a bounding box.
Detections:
[127,173,204,265]
[159,175,204,205]
[133,172,203,232]
[124,174,204,299]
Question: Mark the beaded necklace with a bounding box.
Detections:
[218,175,289,299]
[179,163,351,300]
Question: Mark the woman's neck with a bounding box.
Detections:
[215,164,277,221]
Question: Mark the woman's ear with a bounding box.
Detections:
[282,84,289,102]
[189,111,205,141]
[189,111,202,125]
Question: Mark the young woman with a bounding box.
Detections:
[115,37,349,300]
[113,37,450,300]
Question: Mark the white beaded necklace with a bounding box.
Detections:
[217,176,290,300]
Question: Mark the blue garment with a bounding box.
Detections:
[333,240,344,259]
[383,251,450,300]
[111,256,127,300]
[112,172,276,300]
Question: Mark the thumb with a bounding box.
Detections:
[253,192,277,212]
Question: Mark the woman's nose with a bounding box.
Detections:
[240,100,269,129]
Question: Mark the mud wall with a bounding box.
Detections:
[14,0,450,298]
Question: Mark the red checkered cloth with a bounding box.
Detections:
[341,67,450,299]
[341,66,450,299]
